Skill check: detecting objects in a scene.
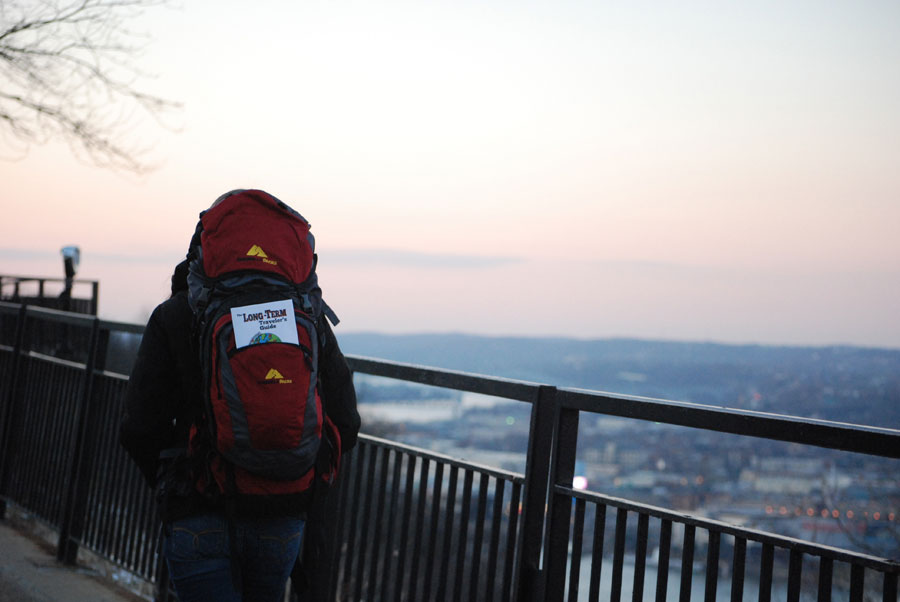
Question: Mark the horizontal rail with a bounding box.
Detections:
[561,485,900,574]
[343,354,900,459]
[346,355,542,402]
[558,387,900,459]
[0,347,131,384]
[0,300,25,314]
[1,276,98,285]
[0,302,143,335]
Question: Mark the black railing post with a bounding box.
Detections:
[56,317,109,564]
[0,303,28,520]
[513,384,557,602]
[542,393,580,602]
[90,282,99,316]
[884,572,898,602]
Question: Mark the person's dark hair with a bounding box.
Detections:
[171,258,189,297]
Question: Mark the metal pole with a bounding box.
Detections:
[541,398,580,602]
[513,385,557,602]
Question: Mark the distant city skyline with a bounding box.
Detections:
[3,1,899,348]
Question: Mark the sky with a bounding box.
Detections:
[2,1,899,348]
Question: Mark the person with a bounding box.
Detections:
[120,192,360,602]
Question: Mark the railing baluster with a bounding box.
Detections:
[423,461,445,600]
[470,472,490,602]
[437,465,460,601]
[454,469,475,602]
[680,524,696,602]
[352,443,378,602]
[345,443,369,599]
[394,453,418,602]
[849,564,864,602]
[611,508,628,602]
[589,503,608,602]
[85,380,114,553]
[731,537,746,602]
[365,446,390,602]
[26,362,52,515]
[884,571,898,602]
[633,512,650,602]
[817,557,832,602]
[134,463,157,577]
[568,498,587,602]
[705,530,720,602]
[408,457,431,600]
[116,464,141,566]
[655,519,672,602]
[501,480,522,602]
[380,449,403,602]
[787,550,803,602]
[486,477,506,600]
[758,543,774,602]
[18,361,47,510]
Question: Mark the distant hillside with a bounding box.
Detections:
[337,332,900,427]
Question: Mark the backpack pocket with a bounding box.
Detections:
[226,341,315,451]
[208,311,322,481]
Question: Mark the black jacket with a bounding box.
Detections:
[119,291,360,520]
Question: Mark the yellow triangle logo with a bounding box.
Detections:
[247,245,268,258]
[265,368,284,380]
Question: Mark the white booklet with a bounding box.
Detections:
[230,299,299,348]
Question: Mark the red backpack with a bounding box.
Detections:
[185,189,340,500]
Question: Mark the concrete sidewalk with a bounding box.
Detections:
[0,519,145,602]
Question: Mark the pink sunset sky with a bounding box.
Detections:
[3,1,899,348]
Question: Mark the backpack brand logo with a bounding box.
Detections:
[262,368,292,384]
[242,244,278,266]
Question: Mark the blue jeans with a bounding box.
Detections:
[164,513,304,602]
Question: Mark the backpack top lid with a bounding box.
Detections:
[197,189,315,284]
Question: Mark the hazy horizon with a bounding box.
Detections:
[3,253,899,352]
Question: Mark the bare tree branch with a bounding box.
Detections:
[0,0,180,172]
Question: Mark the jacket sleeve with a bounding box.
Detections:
[119,303,181,487]
[318,318,361,452]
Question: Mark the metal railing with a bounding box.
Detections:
[542,389,899,602]
[1,275,99,316]
[0,301,898,602]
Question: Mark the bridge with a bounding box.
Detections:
[0,281,898,601]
